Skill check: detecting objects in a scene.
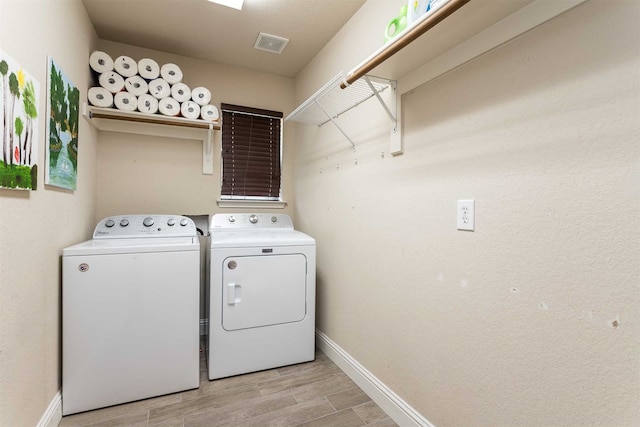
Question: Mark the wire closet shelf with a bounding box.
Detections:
[285,72,394,148]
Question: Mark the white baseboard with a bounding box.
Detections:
[43,330,426,427]
[316,330,435,427]
[37,391,62,427]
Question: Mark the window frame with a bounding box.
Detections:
[218,103,284,204]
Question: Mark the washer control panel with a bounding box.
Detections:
[210,213,293,230]
[94,215,197,238]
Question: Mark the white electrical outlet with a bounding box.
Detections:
[457,200,475,231]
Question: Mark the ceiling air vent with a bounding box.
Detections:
[254,32,289,54]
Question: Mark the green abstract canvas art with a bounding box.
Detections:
[46,57,79,190]
[0,49,40,190]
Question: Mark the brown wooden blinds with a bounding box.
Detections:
[221,104,283,200]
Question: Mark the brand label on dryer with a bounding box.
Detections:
[78,263,89,272]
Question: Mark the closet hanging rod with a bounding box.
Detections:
[340,0,471,89]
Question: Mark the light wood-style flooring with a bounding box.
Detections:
[59,346,398,427]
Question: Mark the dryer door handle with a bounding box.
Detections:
[227,283,242,305]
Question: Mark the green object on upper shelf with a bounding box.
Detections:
[384,4,408,43]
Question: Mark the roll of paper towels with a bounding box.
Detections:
[148,78,171,99]
[88,86,114,108]
[137,93,159,114]
[98,71,125,93]
[200,104,219,122]
[171,83,191,103]
[180,101,201,120]
[191,87,211,106]
[124,75,148,96]
[89,51,114,74]
[161,63,183,84]
[114,91,137,112]
[158,97,180,116]
[138,57,160,80]
[114,55,138,78]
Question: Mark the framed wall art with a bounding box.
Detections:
[46,57,79,190]
[0,49,40,190]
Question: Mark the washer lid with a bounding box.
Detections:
[210,229,315,248]
[64,236,199,256]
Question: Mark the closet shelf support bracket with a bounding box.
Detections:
[313,99,356,149]
[203,123,214,175]
[363,76,397,131]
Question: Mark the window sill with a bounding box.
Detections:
[217,199,288,209]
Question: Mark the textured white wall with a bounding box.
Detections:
[0,0,98,425]
[294,1,639,426]
[93,41,297,220]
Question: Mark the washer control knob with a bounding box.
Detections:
[105,219,115,228]
[119,219,129,227]
[167,218,176,226]
[249,215,258,224]
[271,216,278,223]
[143,217,154,227]
[228,216,236,223]
[180,218,189,227]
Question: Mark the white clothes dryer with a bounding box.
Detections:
[207,213,316,380]
[62,215,200,415]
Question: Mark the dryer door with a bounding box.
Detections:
[222,254,307,331]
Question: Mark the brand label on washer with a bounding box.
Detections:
[78,263,89,272]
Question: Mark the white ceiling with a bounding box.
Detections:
[81,0,367,78]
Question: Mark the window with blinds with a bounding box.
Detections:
[220,104,283,200]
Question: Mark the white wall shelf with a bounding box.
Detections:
[82,103,220,174]
[287,0,588,155]
[285,73,396,149]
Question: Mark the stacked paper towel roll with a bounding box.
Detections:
[98,71,125,93]
[191,87,211,106]
[124,76,148,96]
[171,83,191,103]
[161,63,183,84]
[148,78,171,99]
[201,104,219,122]
[114,92,137,112]
[137,94,159,114]
[87,87,113,108]
[87,50,218,121]
[158,97,179,116]
[138,58,160,80]
[114,55,137,78]
[181,101,200,120]
[89,51,114,76]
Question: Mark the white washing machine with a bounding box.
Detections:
[62,215,200,415]
[207,213,316,380]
